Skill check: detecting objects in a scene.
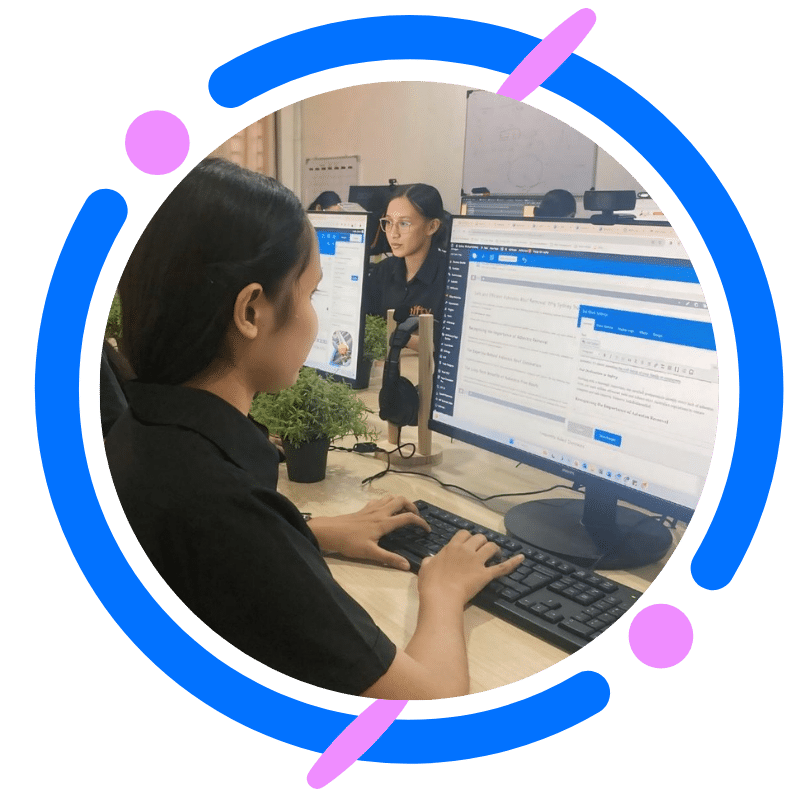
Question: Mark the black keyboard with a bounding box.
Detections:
[379,500,642,653]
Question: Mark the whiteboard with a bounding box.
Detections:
[303,155,360,209]
[462,90,597,196]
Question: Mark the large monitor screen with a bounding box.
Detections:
[305,211,374,387]
[430,216,718,568]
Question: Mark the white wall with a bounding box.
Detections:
[293,81,644,214]
[299,82,469,213]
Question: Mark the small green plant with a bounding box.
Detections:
[105,293,123,343]
[250,367,377,447]
[363,314,388,362]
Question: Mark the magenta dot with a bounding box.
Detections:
[125,111,190,175]
[629,604,693,668]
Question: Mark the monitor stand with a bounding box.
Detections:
[503,482,673,570]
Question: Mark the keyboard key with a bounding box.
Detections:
[498,577,530,595]
[403,541,435,558]
[522,572,552,592]
[559,619,594,639]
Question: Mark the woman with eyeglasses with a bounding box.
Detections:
[365,184,451,351]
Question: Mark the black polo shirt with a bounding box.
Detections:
[365,245,448,329]
[105,381,396,695]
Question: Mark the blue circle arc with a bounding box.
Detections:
[209,14,783,591]
[35,14,782,764]
[35,189,611,761]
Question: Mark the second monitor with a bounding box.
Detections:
[305,211,376,389]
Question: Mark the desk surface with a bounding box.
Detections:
[278,357,681,694]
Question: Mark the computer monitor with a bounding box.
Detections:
[460,193,543,218]
[305,211,376,389]
[429,216,718,569]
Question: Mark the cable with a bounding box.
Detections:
[361,463,580,505]
[360,443,418,485]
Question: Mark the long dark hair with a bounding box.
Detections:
[386,183,451,250]
[308,191,341,211]
[120,158,312,385]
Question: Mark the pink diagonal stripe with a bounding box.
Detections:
[497,8,596,101]
[307,699,408,789]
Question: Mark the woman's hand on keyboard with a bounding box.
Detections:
[306,494,430,571]
[417,530,525,606]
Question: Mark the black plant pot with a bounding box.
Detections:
[283,437,330,483]
[351,357,373,390]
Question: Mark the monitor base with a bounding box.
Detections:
[504,498,673,570]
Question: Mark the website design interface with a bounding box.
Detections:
[305,213,368,381]
[432,219,718,510]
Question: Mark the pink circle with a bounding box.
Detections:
[125,111,190,175]
[629,604,693,668]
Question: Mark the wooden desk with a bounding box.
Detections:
[278,356,681,694]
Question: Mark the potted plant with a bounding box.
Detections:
[360,314,388,386]
[250,367,377,482]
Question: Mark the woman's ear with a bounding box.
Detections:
[427,218,441,237]
[232,282,269,340]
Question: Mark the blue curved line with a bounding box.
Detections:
[209,15,783,589]
[35,190,611,762]
[208,16,540,109]
[365,671,609,761]
[541,66,784,589]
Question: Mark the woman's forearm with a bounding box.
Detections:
[404,591,469,696]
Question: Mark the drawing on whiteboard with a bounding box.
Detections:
[508,154,544,189]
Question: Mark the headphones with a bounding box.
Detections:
[379,308,420,427]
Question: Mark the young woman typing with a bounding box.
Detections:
[105,159,522,699]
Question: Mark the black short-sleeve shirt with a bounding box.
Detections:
[105,381,396,695]
[365,245,448,331]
